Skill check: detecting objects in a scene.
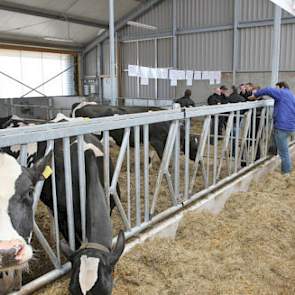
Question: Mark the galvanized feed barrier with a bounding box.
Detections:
[0,100,283,293]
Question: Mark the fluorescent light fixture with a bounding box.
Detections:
[127,21,157,30]
[43,37,74,43]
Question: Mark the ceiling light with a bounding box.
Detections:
[43,37,74,43]
[127,21,157,30]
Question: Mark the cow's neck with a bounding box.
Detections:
[85,152,112,250]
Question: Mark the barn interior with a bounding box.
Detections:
[0,0,295,294]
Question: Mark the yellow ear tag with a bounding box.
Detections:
[42,165,53,179]
[84,117,91,122]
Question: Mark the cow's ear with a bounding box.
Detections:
[110,230,125,266]
[29,152,52,184]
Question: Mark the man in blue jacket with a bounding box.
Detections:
[252,81,295,175]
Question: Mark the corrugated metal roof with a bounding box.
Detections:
[0,0,146,48]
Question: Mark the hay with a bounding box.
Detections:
[112,170,295,295]
[36,169,295,295]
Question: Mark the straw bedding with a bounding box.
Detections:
[36,170,295,294]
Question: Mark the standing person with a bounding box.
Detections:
[239,83,247,97]
[208,87,222,105]
[174,89,195,107]
[219,85,230,104]
[207,88,223,141]
[252,81,295,175]
[244,82,254,100]
[228,86,247,103]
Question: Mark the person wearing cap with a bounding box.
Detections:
[250,81,295,175]
[174,89,195,108]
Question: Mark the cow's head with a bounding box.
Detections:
[62,230,125,295]
[0,152,51,270]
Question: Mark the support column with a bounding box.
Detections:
[172,0,177,68]
[109,0,116,105]
[233,0,240,85]
[271,5,282,86]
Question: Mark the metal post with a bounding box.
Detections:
[77,135,87,242]
[63,137,76,250]
[233,0,240,85]
[103,131,110,208]
[173,119,180,201]
[213,114,218,185]
[172,0,177,68]
[99,44,104,101]
[271,5,282,86]
[154,38,158,99]
[134,126,141,226]
[251,108,257,163]
[143,124,150,222]
[234,111,240,173]
[184,118,190,200]
[136,41,140,98]
[109,0,116,105]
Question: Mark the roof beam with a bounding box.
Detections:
[83,0,165,54]
[0,0,109,29]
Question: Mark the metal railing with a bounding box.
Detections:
[0,99,281,293]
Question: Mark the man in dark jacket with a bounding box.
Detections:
[174,89,195,107]
[207,87,222,105]
[207,87,227,142]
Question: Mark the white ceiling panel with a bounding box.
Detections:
[0,0,145,48]
[0,11,101,47]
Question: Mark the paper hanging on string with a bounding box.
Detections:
[170,79,177,86]
[213,71,221,84]
[194,71,202,80]
[139,66,150,78]
[186,71,194,80]
[202,71,210,80]
[128,65,139,77]
[187,79,193,86]
[157,68,169,79]
[141,77,149,85]
[209,71,215,85]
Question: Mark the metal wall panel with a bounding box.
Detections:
[280,23,295,71]
[138,40,156,98]
[121,72,137,98]
[139,40,155,67]
[84,47,97,77]
[120,0,172,37]
[240,0,274,22]
[157,38,172,67]
[239,26,272,71]
[177,0,234,29]
[157,38,175,99]
[177,30,233,71]
[121,42,137,69]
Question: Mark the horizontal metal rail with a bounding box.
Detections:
[0,100,274,148]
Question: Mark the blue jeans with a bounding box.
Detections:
[273,128,295,174]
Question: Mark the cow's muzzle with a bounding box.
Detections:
[0,241,31,271]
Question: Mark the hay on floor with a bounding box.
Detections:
[36,170,295,295]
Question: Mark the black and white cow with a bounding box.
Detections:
[0,152,51,271]
[0,115,12,129]
[60,149,125,295]
[0,115,38,166]
[71,103,199,161]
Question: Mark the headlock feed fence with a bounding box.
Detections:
[0,99,287,293]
